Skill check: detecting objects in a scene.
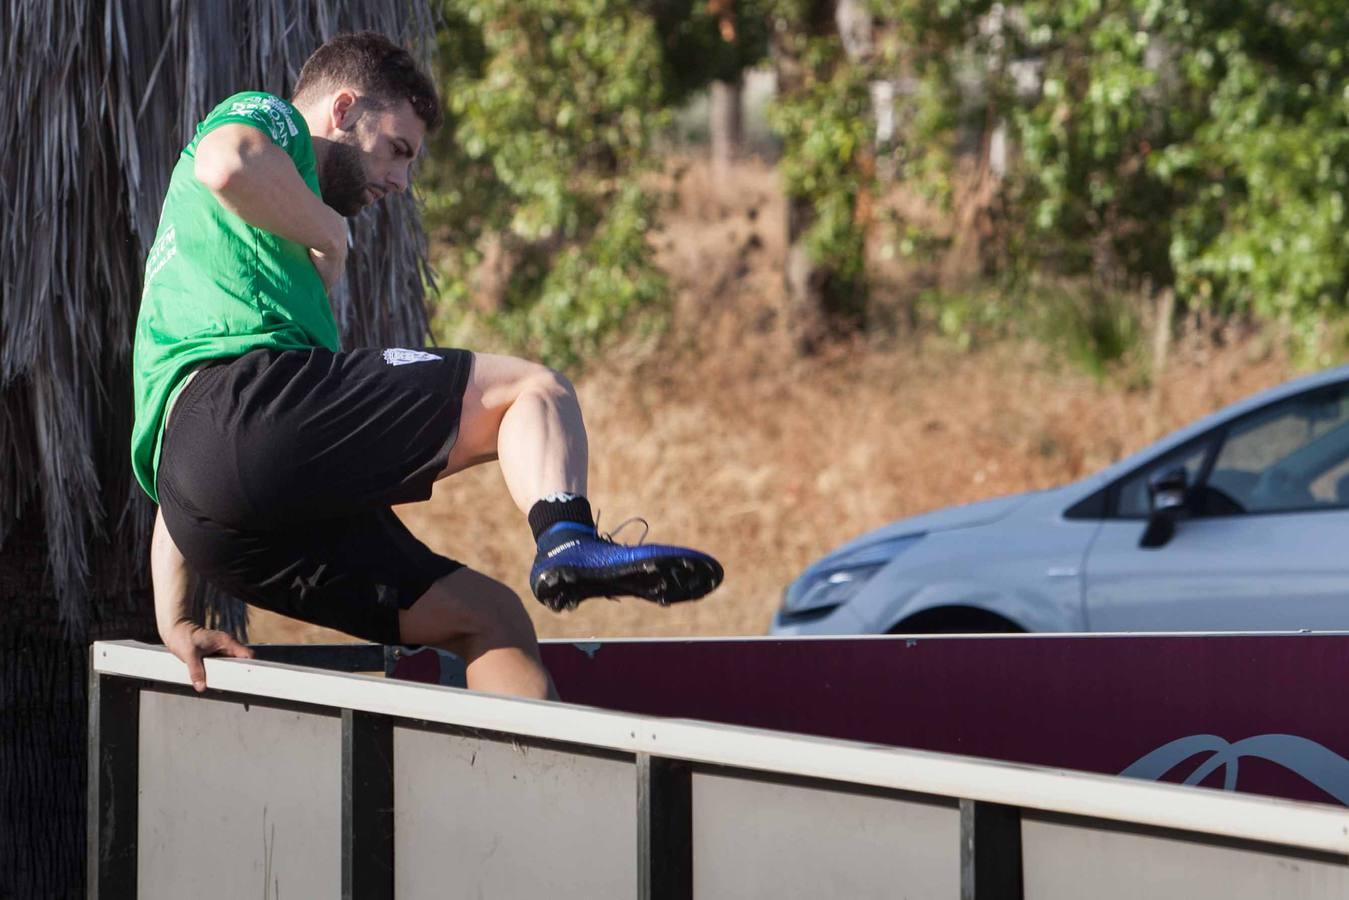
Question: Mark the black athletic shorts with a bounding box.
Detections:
[157,347,474,644]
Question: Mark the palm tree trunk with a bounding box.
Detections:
[0,512,157,898]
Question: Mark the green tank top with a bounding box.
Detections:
[131,92,341,503]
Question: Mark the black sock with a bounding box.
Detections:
[528,493,595,542]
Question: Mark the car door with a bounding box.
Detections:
[1083,380,1349,631]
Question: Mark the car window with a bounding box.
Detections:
[1208,384,1349,513]
[1115,442,1210,518]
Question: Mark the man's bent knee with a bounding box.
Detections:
[466,354,573,409]
[492,360,576,412]
[526,365,576,402]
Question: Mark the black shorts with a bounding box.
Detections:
[157,347,474,644]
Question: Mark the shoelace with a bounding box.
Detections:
[595,512,650,546]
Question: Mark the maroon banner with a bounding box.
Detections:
[550,634,1349,807]
[392,634,1349,806]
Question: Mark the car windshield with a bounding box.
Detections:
[1208,385,1349,513]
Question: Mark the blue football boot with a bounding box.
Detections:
[529,519,724,612]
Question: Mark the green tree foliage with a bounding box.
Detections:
[763,0,1349,362]
[421,1,778,366]
[1009,1,1180,285]
[425,1,1349,364]
[1002,0,1349,358]
[645,0,773,100]
[768,0,995,342]
[1155,1,1349,353]
[423,0,675,366]
[768,23,876,325]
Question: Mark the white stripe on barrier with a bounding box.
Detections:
[94,640,1349,856]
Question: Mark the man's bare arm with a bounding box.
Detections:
[152,508,252,692]
[194,124,347,289]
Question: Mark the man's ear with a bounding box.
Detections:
[330,90,358,131]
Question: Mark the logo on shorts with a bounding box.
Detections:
[292,563,329,599]
[382,348,441,367]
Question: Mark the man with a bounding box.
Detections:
[133,32,722,700]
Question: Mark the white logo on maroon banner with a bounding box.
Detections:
[1122,733,1349,804]
[382,348,440,367]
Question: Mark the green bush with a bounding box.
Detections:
[420,0,672,367]
[922,279,1143,381]
[1006,0,1349,362]
[767,32,876,315]
[421,0,1349,369]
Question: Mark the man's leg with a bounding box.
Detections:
[436,352,586,507]
[399,567,557,700]
[434,352,723,611]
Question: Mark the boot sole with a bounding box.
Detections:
[533,555,724,612]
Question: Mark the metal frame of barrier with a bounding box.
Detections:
[89,641,1349,900]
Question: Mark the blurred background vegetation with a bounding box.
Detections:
[416,0,1349,374]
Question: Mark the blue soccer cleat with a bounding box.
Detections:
[529,520,724,612]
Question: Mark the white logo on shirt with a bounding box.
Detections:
[144,225,178,285]
[382,348,441,367]
[229,96,300,147]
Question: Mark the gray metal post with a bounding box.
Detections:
[342,709,395,900]
[961,799,1024,900]
[637,753,693,900]
[86,670,140,900]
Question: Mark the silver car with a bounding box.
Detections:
[772,365,1349,635]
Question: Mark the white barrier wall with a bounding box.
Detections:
[394,727,637,897]
[138,693,341,899]
[89,642,1349,900]
[691,773,960,899]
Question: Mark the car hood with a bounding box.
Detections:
[819,492,1036,561]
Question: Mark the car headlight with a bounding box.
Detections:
[781,534,924,616]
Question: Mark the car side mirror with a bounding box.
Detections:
[1140,466,1189,549]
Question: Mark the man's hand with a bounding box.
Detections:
[162,621,254,693]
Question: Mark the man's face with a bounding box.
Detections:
[318,95,426,218]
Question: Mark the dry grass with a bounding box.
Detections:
[250,157,1297,644]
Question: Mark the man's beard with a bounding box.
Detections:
[317,140,368,218]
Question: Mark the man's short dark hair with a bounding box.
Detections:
[293,31,443,132]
